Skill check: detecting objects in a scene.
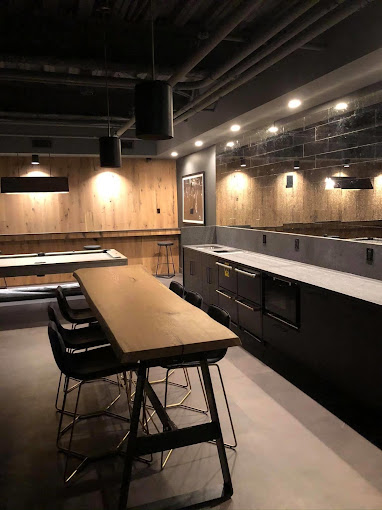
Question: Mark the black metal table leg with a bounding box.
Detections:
[119,364,147,510]
[200,359,233,498]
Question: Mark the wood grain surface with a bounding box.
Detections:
[74,265,240,363]
[0,249,127,278]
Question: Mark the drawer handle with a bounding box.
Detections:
[235,299,258,312]
[216,289,232,300]
[216,262,233,270]
[235,268,259,278]
[242,329,263,343]
[272,276,292,286]
[266,312,299,330]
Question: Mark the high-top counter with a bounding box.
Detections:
[182,243,382,411]
[185,244,382,306]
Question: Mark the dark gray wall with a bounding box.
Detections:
[177,145,216,228]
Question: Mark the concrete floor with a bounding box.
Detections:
[1,279,382,510]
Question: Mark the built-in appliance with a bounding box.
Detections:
[263,274,300,328]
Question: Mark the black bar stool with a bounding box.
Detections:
[155,241,175,278]
[56,286,97,325]
[48,322,140,484]
[169,281,185,298]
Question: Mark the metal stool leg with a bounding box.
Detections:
[155,245,162,277]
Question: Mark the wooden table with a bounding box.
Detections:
[74,265,240,510]
[0,248,127,278]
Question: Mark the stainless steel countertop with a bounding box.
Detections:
[184,244,382,306]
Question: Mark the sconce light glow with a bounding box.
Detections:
[195,140,203,147]
[226,141,235,148]
[230,124,241,132]
[288,99,302,109]
[335,102,348,111]
[171,151,178,157]
[267,125,278,133]
[325,177,335,190]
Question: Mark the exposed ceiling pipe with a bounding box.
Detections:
[178,0,321,90]
[0,70,188,97]
[116,0,266,137]
[174,0,376,126]
[174,0,343,119]
[167,0,265,87]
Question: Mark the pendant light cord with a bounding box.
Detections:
[150,0,155,81]
[103,18,111,137]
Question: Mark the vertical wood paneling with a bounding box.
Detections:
[0,156,177,234]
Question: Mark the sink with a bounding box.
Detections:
[213,248,241,253]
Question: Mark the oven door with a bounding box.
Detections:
[263,274,300,328]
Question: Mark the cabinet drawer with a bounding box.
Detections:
[216,261,237,293]
[263,313,300,356]
[216,288,238,324]
[236,298,262,338]
[236,267,261,304]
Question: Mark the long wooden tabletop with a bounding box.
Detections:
[74,265,240,363]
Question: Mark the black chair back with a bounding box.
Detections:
[207,305,231,328]
[55,286,73,323]
[185,291,203,309]
[48,321,68,374]
[48,304,67,336]
[169,281,185,298]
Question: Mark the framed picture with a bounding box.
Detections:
[182,172,205,224]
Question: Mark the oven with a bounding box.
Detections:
[263,274,300,328]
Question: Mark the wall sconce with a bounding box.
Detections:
[286,175,294,188]
[343,159,350,168]
[240,157,247,167]
[293,160,300,169]
[31,154,40,165]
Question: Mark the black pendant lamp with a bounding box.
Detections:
[135,0,173,140]
[99,15,121,168]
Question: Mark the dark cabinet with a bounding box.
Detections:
[202,254,218,306]
[236,298,262,338]
[183,248,203,295]
[217,260,237,293]
[236,266,261,304]
[216,288,238,324]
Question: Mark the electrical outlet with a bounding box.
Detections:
[295,239,299,251]
[366,247,374,263]
[262,234,267,244]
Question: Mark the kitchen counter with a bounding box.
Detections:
[185,244,382,306]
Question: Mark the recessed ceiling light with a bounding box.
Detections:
[230,124,240,132]
[171,151,178,157]
[267,125,278,133]
[335,102,348,111]
[288,99,302,109]
[195,140,203,147]
[226,141,235,147]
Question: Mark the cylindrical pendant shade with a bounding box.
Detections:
[135,81,174,140]
[99,136,121,168]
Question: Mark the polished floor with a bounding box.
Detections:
[1,282,382,510]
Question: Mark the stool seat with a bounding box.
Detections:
[84,245,101,250]
[157,241,173,247]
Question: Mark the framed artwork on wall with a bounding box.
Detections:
[182,172,205,224]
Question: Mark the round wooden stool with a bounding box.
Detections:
[155,241,175,278]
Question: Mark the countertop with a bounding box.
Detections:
[184,244,382,306]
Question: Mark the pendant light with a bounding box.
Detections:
[135,0,174,140]
[99,10,121,168]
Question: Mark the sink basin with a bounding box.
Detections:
[213,248,240,253]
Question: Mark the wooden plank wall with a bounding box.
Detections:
[0,156,177,233]
[216,160,382,230]
[0,156,180,284]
